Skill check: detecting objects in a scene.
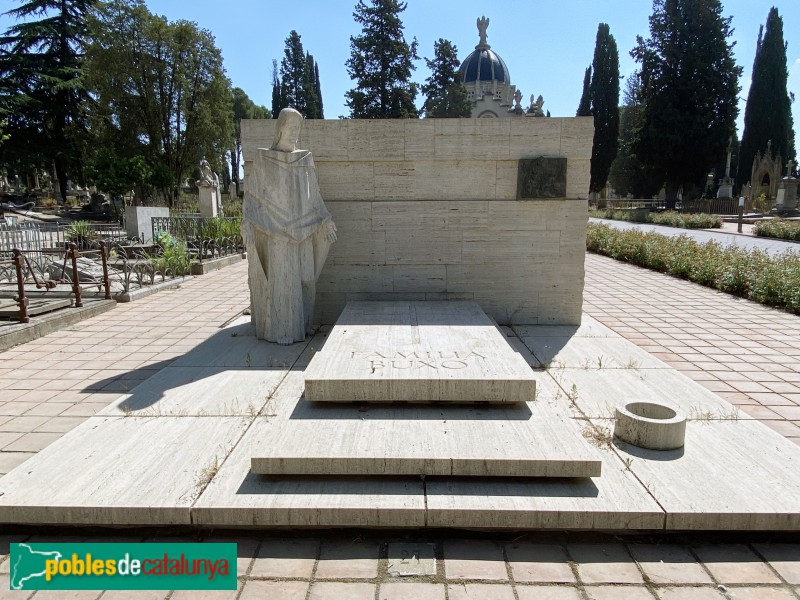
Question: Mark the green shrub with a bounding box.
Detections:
[754,219,800,242]
[586,223,800,314]
[64,220,97,246]
[589,209,722,229]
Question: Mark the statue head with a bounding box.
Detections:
[271,108,304,152]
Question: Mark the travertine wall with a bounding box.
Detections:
[242,118,591,325]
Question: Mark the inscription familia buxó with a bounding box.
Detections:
[350,350,487,371]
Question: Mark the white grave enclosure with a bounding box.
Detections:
[241,117,592,326]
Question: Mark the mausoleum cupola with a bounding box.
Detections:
[459,16,545,119]
[459,17,511,85]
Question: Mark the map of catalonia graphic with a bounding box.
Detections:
[10,544,62,590]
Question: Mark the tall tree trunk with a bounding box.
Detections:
[665,181,679,210]
[54,158,68,205]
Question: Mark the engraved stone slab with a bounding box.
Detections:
[303,301,537,403]
[517,158,567,199]
[387,543,436,577]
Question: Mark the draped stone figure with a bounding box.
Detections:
[242,108,337,345]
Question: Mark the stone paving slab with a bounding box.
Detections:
[519,334,671,370]
[194,432,426,529]
[304,301,536,403]
[0,415,250,526]
[424,442,664,530]
[97,366,291,417]
[605,417,800,530]
[556,367,741,419]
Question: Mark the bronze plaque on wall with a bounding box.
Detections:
[517,157,567,199]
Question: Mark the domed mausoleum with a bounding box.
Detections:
[459,16,546,119]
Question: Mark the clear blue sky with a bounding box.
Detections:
[2,0,798,152]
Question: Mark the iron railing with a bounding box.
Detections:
[0,242,111,323]
[0,221,127,256]
[151,215,243,262]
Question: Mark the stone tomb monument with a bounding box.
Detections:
[244,115,602,481]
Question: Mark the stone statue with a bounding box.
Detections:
[243,107,337,345]
[197,156,219,189]
[528,95,545,117]
[196,156,223,217]
[477,16,489,46]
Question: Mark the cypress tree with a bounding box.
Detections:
[422,38,472,118]
[314,62,324,118]
[303,53,320,119]
[589,23,620,195]
[632,0,741,208]
[280,30,307,114]
[737,8,795,189]
[576,66,592,117]
[345,0,419,119]
[271,59,285,118]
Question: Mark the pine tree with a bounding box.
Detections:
[632,0,741,208]
[345,0,419,119]
[422,39,471,118]
[588,23,620,196]
[736,8,795,189]
[0,0,96,202]
[576,66,592,117]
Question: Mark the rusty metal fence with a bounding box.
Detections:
[0,242,111,323]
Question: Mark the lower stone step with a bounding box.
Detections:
[249,398,602,478]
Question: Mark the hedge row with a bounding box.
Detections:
[589,209,723,229]
[754,219,800,242]
[586,223,800,314]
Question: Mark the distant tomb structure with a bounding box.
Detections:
[459,16,547,119]
[747,141,783,205]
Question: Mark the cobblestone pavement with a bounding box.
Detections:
[1,532,800,599]
[1,250,800,596]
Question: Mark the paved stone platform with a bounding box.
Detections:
[304,301,537,403]
[2,253,800,592]
[2,311,800,531]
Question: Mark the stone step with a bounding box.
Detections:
[304,301,536,403]
[250,377,601,478]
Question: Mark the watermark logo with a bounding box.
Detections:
[10,543,237,591]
